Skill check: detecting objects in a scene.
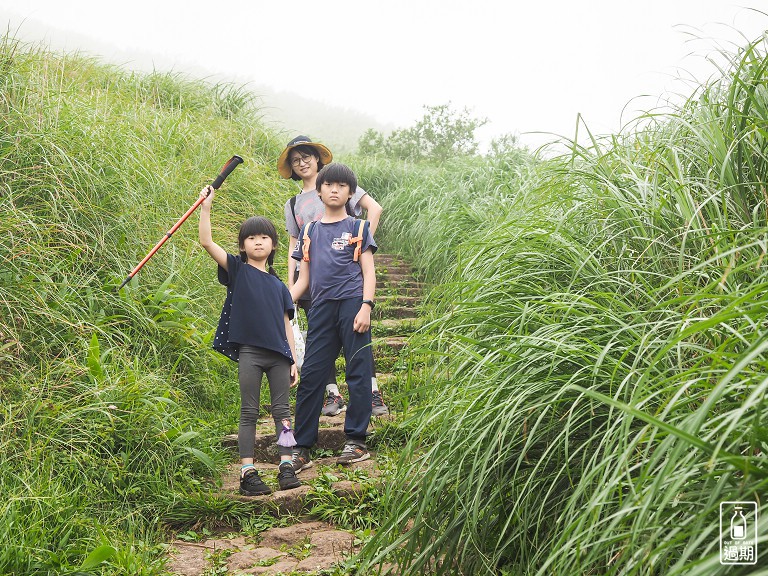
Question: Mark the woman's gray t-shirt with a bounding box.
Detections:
[284,187,367,239]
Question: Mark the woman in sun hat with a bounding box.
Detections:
[278,135,389,418]
[277,135,333,180]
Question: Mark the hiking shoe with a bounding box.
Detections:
[321,391,346,416]
[371,390,390,416]
[337,443,370,465]
[277,461,301,490]
[290,447,314,474]
[239,469,271,496]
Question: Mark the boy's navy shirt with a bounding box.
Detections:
[213,253,295,363]
[292,217,376,308]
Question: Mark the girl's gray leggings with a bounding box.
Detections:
[237,345,293,458]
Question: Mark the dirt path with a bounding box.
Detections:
[165,253,422,575]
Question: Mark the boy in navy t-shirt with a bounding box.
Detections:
[289,163,377,469]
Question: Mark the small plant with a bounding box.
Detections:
[240,512,297,538]
[312,447,336,459]
[307,471,380,531]
[280,536,314,561]
[252,555,282,567]
[202,548,233,576]
[176,527,213,542]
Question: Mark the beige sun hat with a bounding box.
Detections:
[277,135,333,179]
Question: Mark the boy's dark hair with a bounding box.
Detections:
[316,163,358,197]
[238,216,279,276]
[289,145,325,181]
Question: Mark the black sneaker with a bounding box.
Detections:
[337,442,370,465]
[371,390,390,416]
[277,461,301,490]
[321,391,346,416]
[239,469,271,496]
[290,447,314,474]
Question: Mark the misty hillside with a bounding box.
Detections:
[0,9,393,155]
[254,87,395,154]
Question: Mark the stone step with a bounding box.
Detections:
[222,413,393,459]
[379,295,420,307]
[222,416,346,456]
[218,457,379,509]
[380,274,423,289]
[166,520,362,575]
[374,305,418,320]
[374,253,407,266]
[378,284,424,298]
[379,264,416,277]
[374,335,408,353]
[375,317,423,336]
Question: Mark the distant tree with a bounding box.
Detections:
[357,128,387,157]
[357,103,488,162]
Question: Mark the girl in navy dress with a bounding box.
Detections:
[198,185,300,495]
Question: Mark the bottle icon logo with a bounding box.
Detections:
[731,506,747,539]
[720,501,758,565]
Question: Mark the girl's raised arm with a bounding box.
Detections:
[198,186,228,270]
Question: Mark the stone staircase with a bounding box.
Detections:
[165,252,422,575]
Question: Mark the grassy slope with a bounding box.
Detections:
[0,36,298,573]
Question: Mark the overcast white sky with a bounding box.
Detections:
[1,1,766,150]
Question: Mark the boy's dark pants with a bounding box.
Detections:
[294,298,373,448]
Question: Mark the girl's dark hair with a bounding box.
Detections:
[316,163,358,196]
[289,145,325,181]
[238,216,279,277]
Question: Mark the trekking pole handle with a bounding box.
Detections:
[116,155,244,290]
[210,155,244,190]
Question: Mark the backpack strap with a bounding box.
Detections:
[303,220,366,263]
[349,219,367,262]
[290,195,298,228]
[301,221,316,262]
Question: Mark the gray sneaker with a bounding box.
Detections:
[321,391,346,416]
[371,390,390,416]
[290,447,314,474]
[337,442,370,465]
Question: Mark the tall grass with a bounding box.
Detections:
[350,143,539,281]
[0,36,295,573]
[356,35,768,575]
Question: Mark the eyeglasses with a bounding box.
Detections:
[290,154,314,167]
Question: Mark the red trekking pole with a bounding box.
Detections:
[117,155,244,290]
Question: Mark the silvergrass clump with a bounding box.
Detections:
[0,35,295,573]
[350,143,540,283]
[355,35,768,575]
